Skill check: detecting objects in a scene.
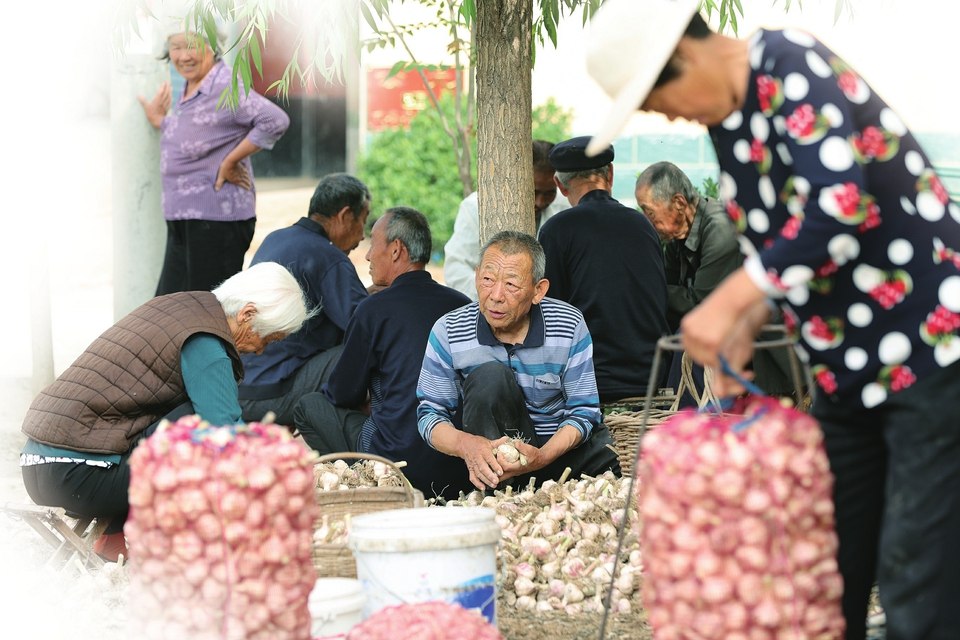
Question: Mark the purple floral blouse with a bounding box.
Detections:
[711,29,960,408]
[159,61,290,222]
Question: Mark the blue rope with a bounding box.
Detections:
[702,355,771,432]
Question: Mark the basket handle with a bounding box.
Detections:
[314,452,418,506]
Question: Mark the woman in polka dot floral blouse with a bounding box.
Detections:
[585,1,960,639]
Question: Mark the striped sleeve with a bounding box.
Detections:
[416,316,461,448]
[557,308,601,443]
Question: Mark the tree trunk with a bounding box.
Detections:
[475,0,534,243]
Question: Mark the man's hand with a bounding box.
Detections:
[458,433,508,490]
[216,159,251,191]
[496,439,547,483]
[137,82,172,129]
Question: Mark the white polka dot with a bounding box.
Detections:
[935,339,960,367]
[781,265,814,287]
[877,108,906,136]
[792,176,811,197]
[847,78,870,104]
[733,139,752,164]
[887,239,914,266]
[783,73,810,101]
[828,234,860,265]
[819,136,855,172]
[750,41,766,70]
[776,143,793,165]
[765,59,776,72]
[820,103,844,129]
[759,176,776,209]
[805,50,832,78]
[795,343,810,363]
[783,29,816,47]
[738,235,758,257]
[786,286,810,307]
[904,150,925,176]
[750,112,770,143]
[862,383,887,408]
[772,116,787,137]
[719,171,737,201]
[900,196,917,215]
[844,347,868,371]
[722,110,744,131]
[847,303,873,328]
[949,202,960,223]
[939,276,960,312]
[878,332,911,365]
[747,208,770,233]
[916,191,946,222]
[852,264,883,293]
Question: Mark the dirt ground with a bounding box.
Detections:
[498,608,651,640]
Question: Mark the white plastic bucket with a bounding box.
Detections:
[348,507,501,624]
[309,578,366,639]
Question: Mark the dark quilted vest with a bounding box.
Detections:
[22,291,243,455]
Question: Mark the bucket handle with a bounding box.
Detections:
[315,451,418,503]
[350,539,504,615]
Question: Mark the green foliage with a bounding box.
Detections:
[358,98,473,263]
[698,176,720,199]
[532,98,574,143]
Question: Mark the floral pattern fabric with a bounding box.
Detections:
[159,61,290,222]
[711,29,960,408]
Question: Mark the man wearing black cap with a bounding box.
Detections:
[539,136,669,402]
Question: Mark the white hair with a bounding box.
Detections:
[213,262,316,336]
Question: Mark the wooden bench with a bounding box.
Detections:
[0,502,109,570]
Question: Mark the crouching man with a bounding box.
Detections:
[416,231,621,490]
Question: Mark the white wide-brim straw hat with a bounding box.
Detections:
[585,0,701,157]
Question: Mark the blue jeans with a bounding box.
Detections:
[813,359,960,640]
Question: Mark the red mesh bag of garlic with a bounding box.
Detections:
[637,396,846,640]
[125,416,318,640]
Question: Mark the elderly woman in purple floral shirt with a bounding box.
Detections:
[139,26,290,296]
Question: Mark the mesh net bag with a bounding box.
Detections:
[636,396,846,640]
[125,416,318,640]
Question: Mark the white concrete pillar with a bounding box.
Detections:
[110,54,168,321]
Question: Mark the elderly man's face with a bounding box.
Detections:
[475,246,548,343]
[636,185,693,242]
[534,170,559,220]
[331,199,370,254]
[168,33,216,85]
[365,214,395,287]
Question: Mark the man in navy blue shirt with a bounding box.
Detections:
[294,207,473,498]
[238,174,370,425]
[539,136,670,402]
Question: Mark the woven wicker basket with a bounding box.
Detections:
[604,353,718,476]
[312,452,424,578]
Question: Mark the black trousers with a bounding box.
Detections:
[241,345,344,426]
[21,402,194,535]
[813,359,960,640]
[461,362,621,484]
[155,218,256,296]
[293,392,367,456]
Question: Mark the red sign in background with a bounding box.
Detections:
[367,67,462,131]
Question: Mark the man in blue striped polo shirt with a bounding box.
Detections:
[417,231,621,490]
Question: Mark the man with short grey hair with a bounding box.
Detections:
[238,173,371,425]
[419,230,620,490]
[635,161,740,331]
[294,207,474,499]
[539,136,669,403]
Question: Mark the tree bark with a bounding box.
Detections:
[476,0,535,243]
